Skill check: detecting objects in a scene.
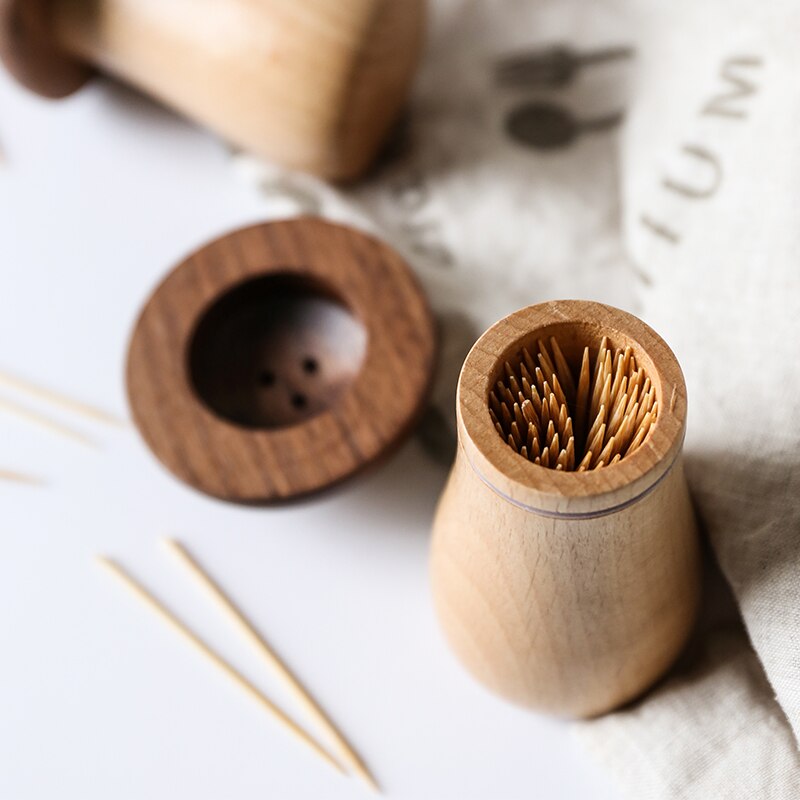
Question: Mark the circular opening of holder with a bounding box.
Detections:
[189,274,367,430]
[458,301,686,511]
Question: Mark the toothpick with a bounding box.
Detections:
[565,436,575,470]
[550,373,568,409]
[0,469,42,485]
[534,366,547,396]
[0,396,95,447]
[536,340,557,384]
[0,370,125,427]
[607,393,628,438]
[522,348,537,378]
[597,374,612,419]
[161,540,379,792]
[563,416,574,443]
[556,403,569,439]
[586,405,607,449]
[549,337,576,398]
[513,403,526,431]
[586,423,606,463]
[629,410,655,452]
[548,432,560,462]
[548,392,560,426]
[575,347,591,444]
[521,399,538,429]
[545,420,556,449]
[596,435,617,466]
[615,406,638,453]
[96,557,344,777]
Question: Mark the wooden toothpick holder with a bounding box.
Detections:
[430,301,702,717]
[0,0,425,180]
[126,217,436,503]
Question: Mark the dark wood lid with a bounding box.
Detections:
[0,0,90,98]
[126,217,437,504]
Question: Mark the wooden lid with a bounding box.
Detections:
[0,0,90,97]
[127,217,436,504]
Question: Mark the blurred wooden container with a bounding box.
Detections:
[430,301,702,718]
[0,0,425,180]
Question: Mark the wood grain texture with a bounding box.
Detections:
[127,217,436,504]
[0,0,425,179]
[430,301,702,718]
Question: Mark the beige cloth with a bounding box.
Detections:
[626,2,800,739]
[577,2,800,796]
[580,629,800,799]
[236,0,800,795]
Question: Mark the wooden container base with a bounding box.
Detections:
[430,301,701,717]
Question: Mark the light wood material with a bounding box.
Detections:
[0,395,94,447]
[0,369,125,427]
[96,556,345,775]
[163,539,378,792]
[126,217,436,504]
[0,0,425,180]
[430,301,702,718]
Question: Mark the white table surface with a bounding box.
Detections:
[0,71,620,800]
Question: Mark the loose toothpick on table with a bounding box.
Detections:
[0,369,126,427]
[0,469,41,485]
[162,539,379,793]
[0,396,95,447]
[96,556,344,777]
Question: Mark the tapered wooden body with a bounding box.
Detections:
[0,0,425,179]
[430,301,702,718]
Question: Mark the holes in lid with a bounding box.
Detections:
[258,369,276,387]
[257,356,320,393]
[189,271,367,429]
[302,357,319,374]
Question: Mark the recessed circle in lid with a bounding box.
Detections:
[189,274,367,430]
[126,217,436,504]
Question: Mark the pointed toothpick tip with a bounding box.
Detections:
[354,766,382,794]
[491,335,657,470]
[0,369,127,429]
[0,469,44,486]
